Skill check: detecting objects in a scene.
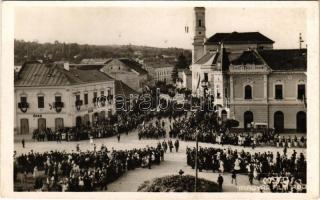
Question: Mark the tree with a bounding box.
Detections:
[172,53,190,83]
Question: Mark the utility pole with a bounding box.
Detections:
[195,129,198,192]
[299,33,304,50]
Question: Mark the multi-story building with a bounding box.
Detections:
[144,62,174,85]
[80,58,148,92]
[14,61,116,135]
[190,7,307,133]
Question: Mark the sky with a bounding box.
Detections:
[15,6,307,50]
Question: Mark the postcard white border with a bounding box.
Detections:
[1,1,319,200]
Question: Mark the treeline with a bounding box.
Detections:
[14,39,192,65]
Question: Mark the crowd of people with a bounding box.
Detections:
[138,120,166,139]
[14,145,165,192]
[31,111,163,142]
[186,146,306,193]
[168,112,306,148]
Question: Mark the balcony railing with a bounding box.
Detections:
[18,102,29,113]
[53,101,64,113]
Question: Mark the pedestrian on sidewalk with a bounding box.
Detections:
[22,138,25,148]
[217,174,224,192]
[117,133,121,142]
[174,139,179,152]
[231,170,237,185]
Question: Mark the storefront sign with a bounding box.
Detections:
[33,114,42,118]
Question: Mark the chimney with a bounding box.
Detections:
[63,62,69,71]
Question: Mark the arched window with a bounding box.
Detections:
[274,111,284,133]
[244,85,252,99]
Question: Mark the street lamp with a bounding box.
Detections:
[194,79,209,192]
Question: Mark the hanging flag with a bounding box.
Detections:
[303,95,307,108]
[196,74,200,89]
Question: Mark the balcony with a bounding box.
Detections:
[18,102,29,113]
[229,64,269,73]
[53,101,64,113]
[75,100,83,111]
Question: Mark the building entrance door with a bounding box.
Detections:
[55,118,64,131]
[244,111,253,130]
[76,116,82,127]
[38,118,46,131]
[296,111,306,133]
[274,111,284,133]
[20,118,29,134]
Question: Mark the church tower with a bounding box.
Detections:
[192,7,206,63]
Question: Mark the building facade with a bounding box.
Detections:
[99,58,148,92]
[143,60,175,85]
[14,61,115,135]
[190,7,307,133]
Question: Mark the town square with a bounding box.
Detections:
[10,5,310,194]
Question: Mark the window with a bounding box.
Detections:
[275,84,283,99]
[198,19,202,27]
[76,94,80,101]
[20,96,27,103]
[199,32,202,35]
[225,88,228,98]
[204,73,208,82]
[84,93,88,105]
[55,96,61,102]
[107,89,111,96]
[38,96,44,108]
[244,85,252,99]
[217,90,221,99]
[297,84,305,100]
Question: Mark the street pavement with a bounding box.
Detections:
[14,118,306,192]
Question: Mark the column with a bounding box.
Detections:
[263,74,268,101]
[230,76,234,103]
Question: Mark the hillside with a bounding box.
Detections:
[14,39,192,66]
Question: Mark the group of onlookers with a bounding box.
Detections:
[186,146,306,193]
[14,145,165,191]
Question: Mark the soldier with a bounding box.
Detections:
[174,139,180,152]
[162,140,168,153]
[168,139,173,152]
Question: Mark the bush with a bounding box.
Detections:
[137,175,220,192]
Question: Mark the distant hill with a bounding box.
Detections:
[14,39,192,66]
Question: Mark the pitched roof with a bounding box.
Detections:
[15,62,114,87]
[195,49,230,71]
[195,51,219,65]
[118,58,148,75]
[81,58,112,65]
[231,50,264,65]
[205,32,274,45]
[114,80,139,99]
[70,64,105,70]
[258,49,307,71]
